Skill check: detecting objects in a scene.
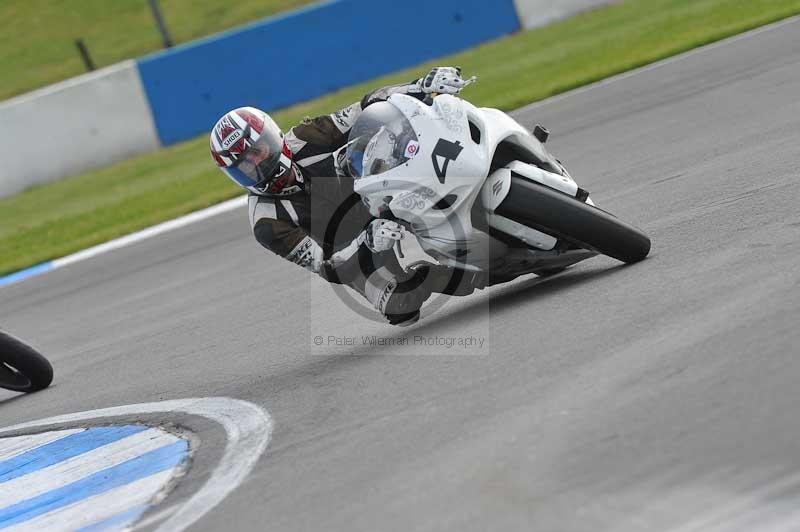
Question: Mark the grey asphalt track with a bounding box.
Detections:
[2,16,800,531]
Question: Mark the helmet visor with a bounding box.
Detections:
[222,133,283,189]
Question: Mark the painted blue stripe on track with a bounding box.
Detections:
[0,262,54,288]
[0,439,187,528]
[0,426,147,483]
[76,505,148,532]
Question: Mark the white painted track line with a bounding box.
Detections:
[51,196,247,269]
[0,195,246,289]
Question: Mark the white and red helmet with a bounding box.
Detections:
[210,107,299,196]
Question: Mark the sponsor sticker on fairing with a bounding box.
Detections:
[404,140,420,159]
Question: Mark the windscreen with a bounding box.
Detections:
[345,102,419,179]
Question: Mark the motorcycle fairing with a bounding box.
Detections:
[352,94,592,270]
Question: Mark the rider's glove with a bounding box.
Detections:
[413,67,477,95]
[365,219,405,253]
[286,236,324,273]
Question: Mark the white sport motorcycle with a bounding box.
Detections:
[344,94,650,290]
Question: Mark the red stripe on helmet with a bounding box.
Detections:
[211,150,227,168]
[281,140,293,159]
[236,109,264,134]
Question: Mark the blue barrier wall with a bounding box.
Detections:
[136,0,520,146]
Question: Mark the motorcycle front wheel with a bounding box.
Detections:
[496,174,651,264]
[0,330,53,393]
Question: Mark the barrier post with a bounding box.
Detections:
[148,0,174,48]
[74,39,95,71]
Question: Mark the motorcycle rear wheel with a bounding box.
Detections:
[496,175,651,264]
[0,331,53,393]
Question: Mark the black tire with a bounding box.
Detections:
[0,331,53,392]
[496,175,651,263]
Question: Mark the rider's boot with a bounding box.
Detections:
[364,264,432,326]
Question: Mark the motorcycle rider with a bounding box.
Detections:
[210,67,477,326]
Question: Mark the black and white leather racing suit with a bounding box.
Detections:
[247,81,461,325]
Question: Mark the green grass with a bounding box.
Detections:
[2,0,800,276]
[0,0,315,101]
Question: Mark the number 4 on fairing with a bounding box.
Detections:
[431,139,463,183]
